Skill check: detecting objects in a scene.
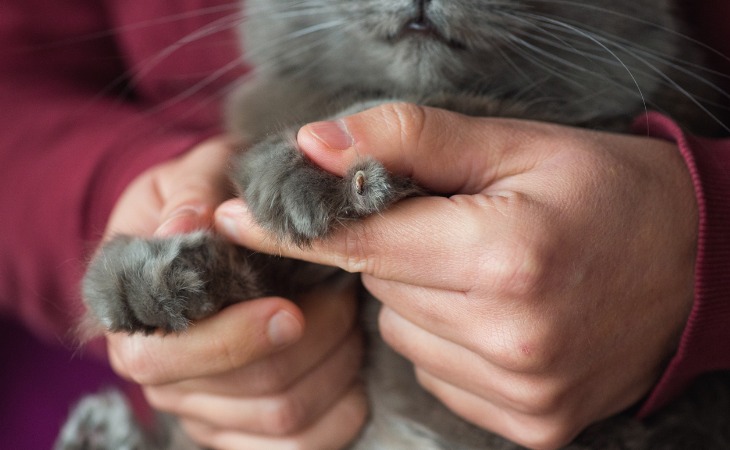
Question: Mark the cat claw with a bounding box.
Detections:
[354,170,366,195]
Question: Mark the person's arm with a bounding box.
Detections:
[634,112,730,416]
[0,1,223,340]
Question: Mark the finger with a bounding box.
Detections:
[154,136,235,236]
[146,330,363,435]
[416,369,582,450]
[364,276,502,356]
[378,305,553,414]
[367,276,562,376]
[153,204,212,237]
[217,190,547,291]
[297,103,553,194]
[160,276,360,396]
[107,297,304,385]
[182,384,368,450]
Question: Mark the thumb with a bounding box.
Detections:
[296,102,546,195]
[154,136,235,237]
[107,297,305,384]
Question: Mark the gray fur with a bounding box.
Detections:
[61,0,730,449]
[55,389,198,450]
[234,138,421,245]
[55,390,149,450]
[82,231,336,333]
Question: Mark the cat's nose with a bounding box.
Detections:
[408,0,433,32]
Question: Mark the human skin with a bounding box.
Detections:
[102,136,368,450]
[215,103,698,449]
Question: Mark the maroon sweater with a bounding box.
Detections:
[0,0,728,418]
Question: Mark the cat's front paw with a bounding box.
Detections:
[82,232,224,334]
[55,389,148,450]
[236,135,421,246]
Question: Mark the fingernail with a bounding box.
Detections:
[217,200,248,217]
[217,215,238,240]
[155,206,204,236]
[304,120,353,151]
[215,201,248,239]
[267,310,303,348]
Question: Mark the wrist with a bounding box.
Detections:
[634,112,730,416]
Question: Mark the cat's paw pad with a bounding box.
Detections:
[82,233,215,334]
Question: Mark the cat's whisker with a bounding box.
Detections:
[532,13,730,106]
[246,2,333,20]
[239,17,350,85]
[501,34,657,123]
[95,11,245,108]
[499,12,651,120]
[508,23,651,96]
[491,40,535,86]
[238,13,347,61]
[528,0,730,70]
[139,57,248,123]
[284,19,349,40]
[521,12,730,132]
[122,10,346,122]
[24,2,243,51]
[90,2,322,95]
[607,46,730,132]
[502,33,590,89]
[130,12,244,81]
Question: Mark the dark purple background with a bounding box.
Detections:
[0,318,121,449]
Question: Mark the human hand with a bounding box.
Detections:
[215,104,698,449]
[103,135,234,239]
[103,137,367,449]
[107,281,366,450]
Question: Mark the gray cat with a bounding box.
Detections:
[58,0,730,449]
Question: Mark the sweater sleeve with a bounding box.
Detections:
[0,1,231,342]
[634,112,730,416]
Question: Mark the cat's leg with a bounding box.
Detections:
[81,231,317,334]
[234,102,421,246]
[55,388,200,450]
[54,389,151,450]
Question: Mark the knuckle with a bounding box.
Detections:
[142,387,171,412]
[487,322,561,374]
[113,340,161,385]
[378,316,399,349]
[262,396,308,436]
[180,419,214,447]
[505,377,567,416]
[474,195,555,299]
[377,308,416,360]
[413,367,437,392]
[333,224,377,274]
[514,417,579,450]
[487,237,550,298]
[245,361,296,395]
[378,102,428,150]
[277,441,315,450]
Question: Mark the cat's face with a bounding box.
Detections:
[241,0,692,125]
